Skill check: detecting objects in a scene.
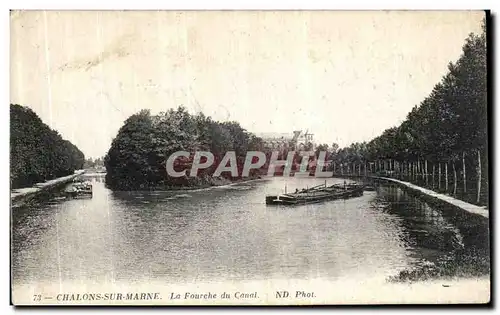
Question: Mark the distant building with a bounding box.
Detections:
[256,130,315,151]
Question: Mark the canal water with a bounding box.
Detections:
[11,176,489,290]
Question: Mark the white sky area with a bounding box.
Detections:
[10,10,484,159]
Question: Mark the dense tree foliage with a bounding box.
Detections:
[104,107,265,190]
[10,104,85,188]
[331,20,487,204]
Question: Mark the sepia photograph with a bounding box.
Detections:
[9,10,490,305]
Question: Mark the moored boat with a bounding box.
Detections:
[265,182,365,205]
[64,178,93,198]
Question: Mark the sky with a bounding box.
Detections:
[10,10,484,159]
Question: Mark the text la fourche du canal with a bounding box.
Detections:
[170,290,315,300]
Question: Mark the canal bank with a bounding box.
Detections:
[333,174,489,221]
[372,176,489,219]
[11,170,85,207]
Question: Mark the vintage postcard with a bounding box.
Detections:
[10,10,490,305]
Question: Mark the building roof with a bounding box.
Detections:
[255,132,294,140]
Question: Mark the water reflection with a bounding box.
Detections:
[370,183,490,282]
[11,177,489,289]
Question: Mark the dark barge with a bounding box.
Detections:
[265,182,365,205]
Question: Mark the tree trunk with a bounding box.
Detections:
[420,160,424,181]
[453,161,457,195]
[477,149,481,204]
[421,160,424,180]
[420,160,423,180]
[445,162,448,191]
[417,160,421,180]
[432,164,435,187]
[425,160,428,186]
[438,163,441,190]
[462,151,467,193]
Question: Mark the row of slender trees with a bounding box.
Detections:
[104,107,266,190]
[328,20,487,205]
[10,104,85,188]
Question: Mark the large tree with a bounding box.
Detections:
[10,104,85,188]
[104,106,265,190]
